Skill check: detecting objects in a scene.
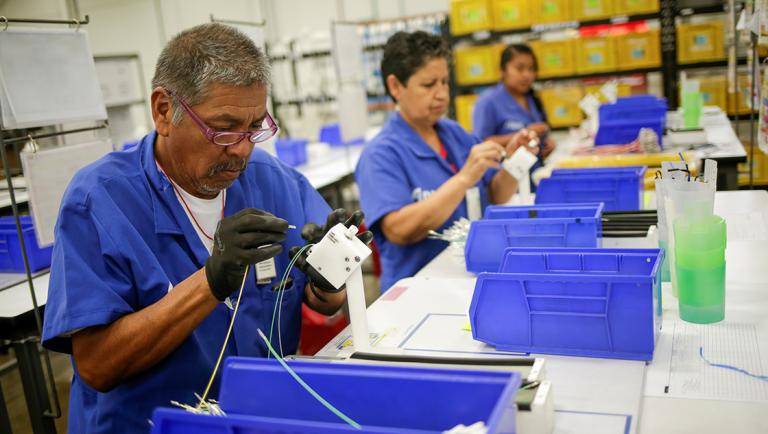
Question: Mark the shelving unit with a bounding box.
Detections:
[447,0,745,132]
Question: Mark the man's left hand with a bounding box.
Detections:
[289,209,373,295]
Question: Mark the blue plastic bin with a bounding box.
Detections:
[465,203,604,273]
[595,95,667,146]
[151,359,521,433]
[318,123,364,147]
[535,166,646,211]
[0,216,52,272]
[275,138,308,167]
[469,247,664,360]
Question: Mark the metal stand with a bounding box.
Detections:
[0,15,101,432]
[11,339,56,434]
[660,0,679,108]
[0,382,12,434]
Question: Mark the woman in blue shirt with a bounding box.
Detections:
[473,44,556,159]
[355,31,537,292]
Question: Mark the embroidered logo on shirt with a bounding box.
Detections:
[411,187,435,202]
[503,120,525,131]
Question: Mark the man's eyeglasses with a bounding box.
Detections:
[169,90,279,146]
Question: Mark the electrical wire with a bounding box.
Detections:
[269,243,313,358]
[198,264,251,408]
[257,328,362,430]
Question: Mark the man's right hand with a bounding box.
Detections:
[204,208,288,301]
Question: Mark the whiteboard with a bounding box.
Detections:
[0,28,107,129]
[331,22,364,84]
[94,56,144,107]
[21,140,113,246]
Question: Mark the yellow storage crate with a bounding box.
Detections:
[584,83,632,102]
[539,86,583,127]
[575,36,617,74]
[556,151,698,190]
[454,44,502,85]
[532,0,573,24]
[728,72,757,115]
[455,94,480,132]
[492,0,531,30]
[574,0,614,20]
[677,21,725,64]
[616,29,660,70]
[739,149,768,186]
[697,75,727,112]
[615,0,659,15]
[450,0,492,35]
[530,39,575,78]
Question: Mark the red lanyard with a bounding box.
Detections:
[437,141,458,173]
[156,161,225,241]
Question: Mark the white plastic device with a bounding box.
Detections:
[306,223,373,351]
[502,147,539,205]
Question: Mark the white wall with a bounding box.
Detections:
[0,0,451,139]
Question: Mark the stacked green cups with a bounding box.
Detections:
[673,214,726,324]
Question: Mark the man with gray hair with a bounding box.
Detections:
[41,23,370,433]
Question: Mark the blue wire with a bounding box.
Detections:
[699,347,768,382]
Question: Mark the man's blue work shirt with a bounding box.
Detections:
[472,83,547,140]
[355,112,493,293]
[41,131,330,434]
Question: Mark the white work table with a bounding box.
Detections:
[317,190,768,434]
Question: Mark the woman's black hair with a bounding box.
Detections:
[499,43,546,121]
[381,31,451,102]
[500,43,538,72]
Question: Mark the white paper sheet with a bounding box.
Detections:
[646,320,768,401]
[21,140,113,246]
[0,28,107,128]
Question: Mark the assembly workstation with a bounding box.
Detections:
[0,1,766,434]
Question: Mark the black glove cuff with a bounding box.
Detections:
[204,258,230,302]
[307,268,345,294]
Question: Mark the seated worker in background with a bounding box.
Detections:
[355,31,538,293]
[473,44,556,161]
[41,23,371,434]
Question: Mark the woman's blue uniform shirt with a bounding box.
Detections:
[355,112,494,292]
[472,83,547,140]
[41,131,330,434]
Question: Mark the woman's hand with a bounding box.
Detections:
[527,122,550,137]
[505,129,540,157]
[456,141,505,188]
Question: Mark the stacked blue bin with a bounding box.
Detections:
[536,166,646,211]
[318,123,364,147]
[595,95,667,146]
[151,358,522,433]
[275,138,308,167]
[469,247,664,361]
[464,203,604,273]
[0,216,52,272]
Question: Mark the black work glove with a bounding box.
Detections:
[289,209,374,297]
[205,208,289,301]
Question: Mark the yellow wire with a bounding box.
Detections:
[198,264,250,408]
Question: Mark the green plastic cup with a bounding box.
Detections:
[659,239,671,282]
[674,215,726,324]
[683,91,703,129]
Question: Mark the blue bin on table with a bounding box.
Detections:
[535,166,646,211]
[151,358,521,434]
[464,203,603,273]
[469,247,664,361]
[0,216,52,272]
[275,138,308,167]
[595,95,667,145]
[595,95,667,146]
[318,123,364,147]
